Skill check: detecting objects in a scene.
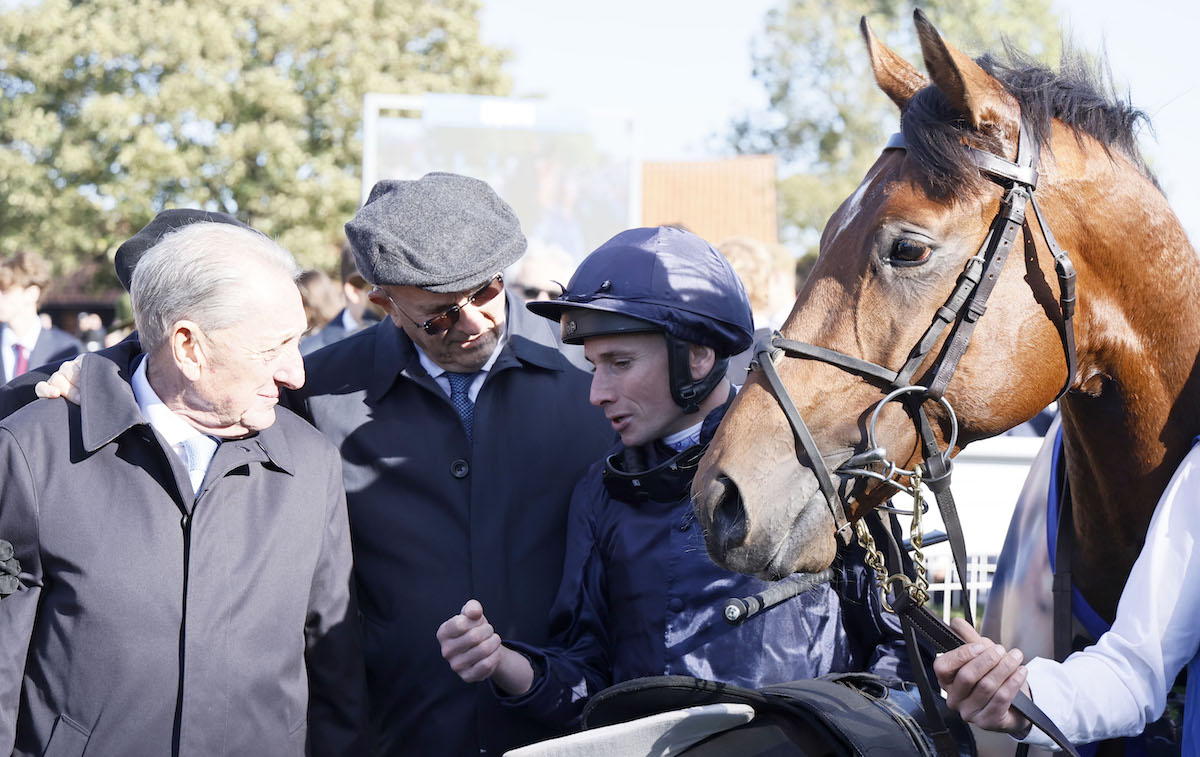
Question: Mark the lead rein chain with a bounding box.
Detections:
[854,467,930,612]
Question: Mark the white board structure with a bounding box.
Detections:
[361,93,639,267]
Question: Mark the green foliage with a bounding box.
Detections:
[0,0,510,286]
[732,1,1060,253]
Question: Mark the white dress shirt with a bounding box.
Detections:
[131,357,218,488]
[1021,441,1200,753]
[413,327,507,403]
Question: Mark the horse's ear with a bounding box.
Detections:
[913,9,1020,139]
[860,16,928,110]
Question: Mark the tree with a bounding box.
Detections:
[0,0,510,285]
[731,0,1059,253]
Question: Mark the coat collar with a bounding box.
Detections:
[79,346,295,475]
[80,345,143,453]
[366,295,569,404]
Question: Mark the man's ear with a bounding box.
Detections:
[170,321,207,381]
[368,288,401,325]
[688,344,717,382]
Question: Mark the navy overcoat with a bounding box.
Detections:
[294,303,612,756]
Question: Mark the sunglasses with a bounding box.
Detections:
[382,274,505,335]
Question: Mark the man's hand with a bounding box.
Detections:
[933,617,1033,736]
[437,599,534,696]
[34,356,83,404]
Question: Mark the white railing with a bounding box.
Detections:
[919,547,998,624]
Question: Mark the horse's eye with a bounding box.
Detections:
[890,238,932,266]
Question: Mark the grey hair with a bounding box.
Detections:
[131,222,301,353]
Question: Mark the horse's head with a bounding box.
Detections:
[694,11,1080,578]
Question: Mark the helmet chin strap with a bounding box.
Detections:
[665,336,729,414]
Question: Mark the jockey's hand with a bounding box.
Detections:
[437,599,534,696]
[934,617,1033,737]
[34,355,83,404]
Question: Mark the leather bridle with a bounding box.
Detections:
[744,121,1083,757]
[750,122,1078,615]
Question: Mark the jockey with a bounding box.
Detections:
[934,440,1200,754]
[436,226,923,729]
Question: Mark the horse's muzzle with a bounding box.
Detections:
[701,474,748,555]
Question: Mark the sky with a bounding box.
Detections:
[478,0,1200,246]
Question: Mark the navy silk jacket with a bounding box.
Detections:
[501,397,917,728]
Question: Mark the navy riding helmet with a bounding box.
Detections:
[527,226,754,413]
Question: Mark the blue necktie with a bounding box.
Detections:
[446,372,480,441]
[180,434,218,498]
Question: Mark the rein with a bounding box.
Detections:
[750,124,1081,756]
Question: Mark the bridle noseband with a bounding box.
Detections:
[751,123,1078,581]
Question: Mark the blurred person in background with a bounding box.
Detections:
[717,235,796,380]
[76,311,107,352]
[0,252,84,383]
[508,240,574,302]
[300,242,380,355]
[297,269,344,335]
[717,235,774,327]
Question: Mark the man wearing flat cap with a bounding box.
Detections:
[292,173,612,757]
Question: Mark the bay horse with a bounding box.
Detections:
[693,7,1200,694]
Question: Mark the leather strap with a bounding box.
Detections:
[913,404,973,625]
[1052,437,1076,663]
[876,513,959,757]
[755,341,852,543]
[927,184,1029,400]
[771,337,900,385]
[895,254,988,387]
[1029,195,1078,398]
[891,594,1082,757]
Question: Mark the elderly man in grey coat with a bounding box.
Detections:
[0,222,367,756]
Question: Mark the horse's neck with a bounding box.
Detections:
[1055,152,1200,622]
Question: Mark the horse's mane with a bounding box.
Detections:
[900,43,1159,197]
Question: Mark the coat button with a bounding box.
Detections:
[450,459,470,479]
[668,598,684,613]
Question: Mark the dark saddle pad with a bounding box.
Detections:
[581,673,977,757]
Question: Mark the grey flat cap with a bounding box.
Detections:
[345,172,527,293]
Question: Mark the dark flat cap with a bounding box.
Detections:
[345,172,527,293]
[114,209,252,292]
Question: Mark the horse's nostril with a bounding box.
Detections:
[709,475,748,551]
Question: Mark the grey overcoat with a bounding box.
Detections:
[295,302,612,756]
[0,352,367,756]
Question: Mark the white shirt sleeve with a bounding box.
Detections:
[1020,443,1200,747]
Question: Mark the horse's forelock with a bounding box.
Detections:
[897,42,1159,196]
